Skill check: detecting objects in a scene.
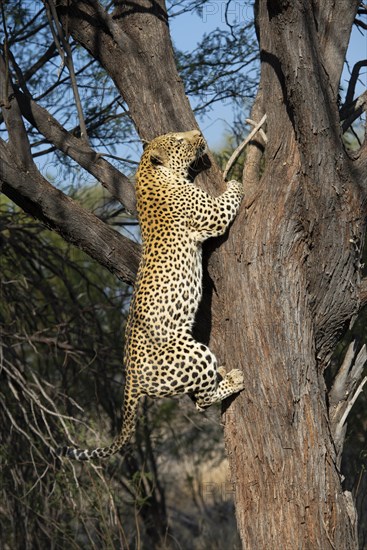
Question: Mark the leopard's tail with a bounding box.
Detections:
[56,393,140,461]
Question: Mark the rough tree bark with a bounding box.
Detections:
[216,2,367,548]
[1,1,366,548]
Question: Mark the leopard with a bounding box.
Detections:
[57,129,245,461]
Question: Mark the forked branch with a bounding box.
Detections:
[14,87,136,213]
[0,139,140,284]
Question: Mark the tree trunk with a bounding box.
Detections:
[212,1,366,548]
[1,1,366,548]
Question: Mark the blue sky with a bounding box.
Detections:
[170,4,253,147]
[170,4,367,148]
[342,25,367,98]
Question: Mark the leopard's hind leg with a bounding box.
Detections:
[193,368,245,411]
[138,334,244,409]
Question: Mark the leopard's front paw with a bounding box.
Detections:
[226,368,245,392]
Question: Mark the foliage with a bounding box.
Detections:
[1,0,367,548]
[0,2,257,544]
[1,0,258,186]
[0,198,239,548]
[175,23,259,116]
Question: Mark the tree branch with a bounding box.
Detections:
[340,90,367,133]
[45,0,90,143]
[56,0,197,140]
[335,376,367,438]
[344,60,367,107]
[223,114,267,180]
[242,88,266,204]
[22,42,57,84]
[329,341,367,465]
[360,277,367,308]
[0,53,34,169]
[14,87,136,214]
[355,18,367,30]
[245,117,268,144]
[0,140,140,285]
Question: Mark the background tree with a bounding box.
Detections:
[1,1,366,549]
[1,197,238,548]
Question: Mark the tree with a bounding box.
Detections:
[1,1,366,548]
[1,199,237,548]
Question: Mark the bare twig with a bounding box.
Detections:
[1,358,91,430]
[44,0,90,143]
[0,0,10,108]
[223,114,267,180]
[245,117,268,143]
[23,42,57,83]
[329,342,367,466]
[340,91,367,133]
[7,48,31,97]
[14,87,136,213]
[344,60,367,107]
[0,139,140,285]
[355,18,367,30]
[0,343,133,545]
[335,376,367,437]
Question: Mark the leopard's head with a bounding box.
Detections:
[140,130,206,180]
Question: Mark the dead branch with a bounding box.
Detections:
[240,88,267,205]
[245,117,268,144]
[223,114,267,180]
[0,345,128,544]
[340,91,367,133]
[44,0,90,143]
[335,377,367,436]
[329,341,367,466]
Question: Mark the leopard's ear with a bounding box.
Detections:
[149,146,168,166]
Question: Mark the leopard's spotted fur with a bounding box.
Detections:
[58,130,244,460]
